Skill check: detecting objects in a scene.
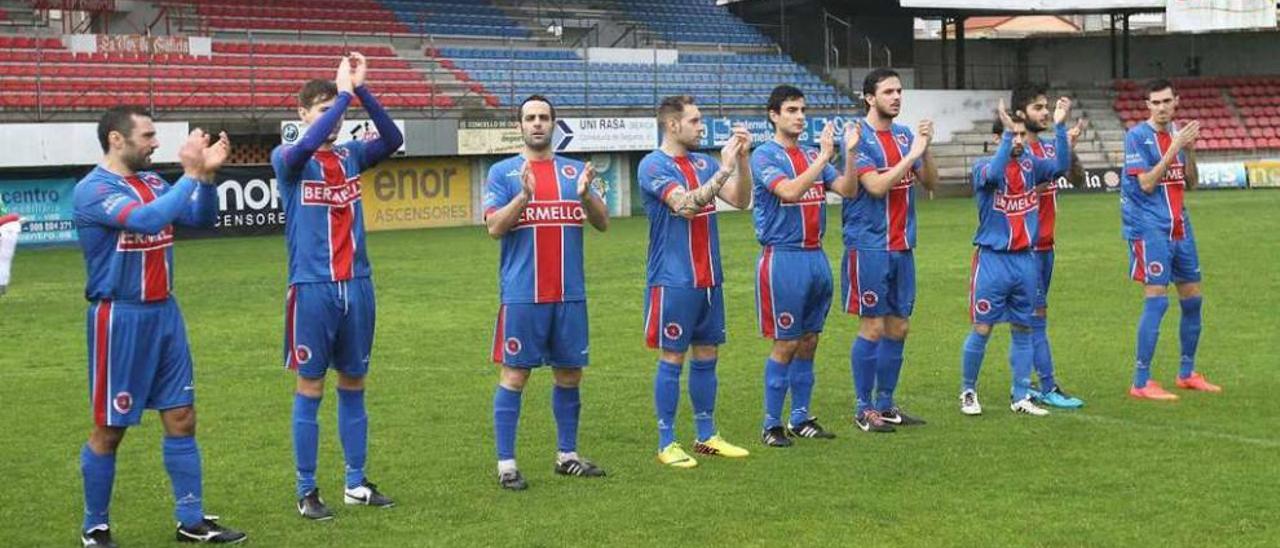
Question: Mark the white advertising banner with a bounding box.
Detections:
[280,119,407,154]
[552,117,658,152]
[0,121,190,168]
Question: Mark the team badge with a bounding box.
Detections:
[777,312,795,329]
[1019,159,1034,172]
[896,133,909,147]
[561,164,578,179]
[975,299,993,315]
[505,337,522,355]
[805,149,819,163]
[664,322,684,340]
[1148,261,1165,276]
[113,392,133,414]
[861,291,880,307]
[693,157,708,170]
[295,344,312,365]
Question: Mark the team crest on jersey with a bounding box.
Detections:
[561,164,579,179]
[692,157,708,170]
[295,344,312,365]
[1148,261,1165,276]
[861,291,880,308]
[664,322,683,340]
[1019,159,1034,172]
[777,312,795,329]
[505,337,522,355]
[113,392,133,414]
[975,299,993,315]
[895,133,909,147]
[805,149,819,163]
[1042,143,1057,158]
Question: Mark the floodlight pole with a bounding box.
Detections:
[955,16,966,89]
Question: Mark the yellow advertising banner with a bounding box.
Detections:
[1245,160,1280,188]
[457,120,524,156]
[361,157,473,231]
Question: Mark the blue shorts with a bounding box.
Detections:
[755,247,832,340]
[86,298,194,427]
[1129,235,1201,286]
[492,301,589,368]
[284,278,376,379]
[643,285,726,352]
[1035,249,1054,309]
[841,248,916,318]
[968,248,1037,326]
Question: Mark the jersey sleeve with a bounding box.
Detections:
[751,150,787,193]
[271,145,298,184]
[853,138,878,176]
[342,140,370,173]
[74,179,138,230]
[1124,129,1155,176]
[483,163,515,219]
[821,161,839,186]
[638,156,679,202]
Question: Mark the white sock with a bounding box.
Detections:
[497,459,518,475]
[557,451,579,464]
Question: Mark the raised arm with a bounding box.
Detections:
[577,162,609,232]
[176,132,230,228]
[350,52,404,167]
[1136,121,1198,194]
[771,122,836,202]
[914,119,939,191]
[484,163,532,239]
[280,57,356,176]
[716,126,753,209]
[829,122,863,198]
[859,128,926,198]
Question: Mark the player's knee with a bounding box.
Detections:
[796,334,819,359]
[337,373,366,391]
[689,345,718,362]
[160,406,197,437]
[295,375,325,398]
[771,339,800,363]
[1177,282,1202,300]
[857,318,885,341]
[499,366,531,391]
[972,323,993,337]
[885,318,910,340]
[659,349,687,365]
[89,426,126,454]
[553,367,583,388]
[1143,284,1168,298]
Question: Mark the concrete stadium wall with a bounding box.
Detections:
[915,29,1280,87]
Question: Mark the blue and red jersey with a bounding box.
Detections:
[1122,121,1192,240]
[970,124,1070,252]
[485,154,595,304]
[638,150,723,288]
[845,120,923,251]
[73,167,216,302]
[750,140,836,251]
[1026,138,1061,251]
[272,140,373,284]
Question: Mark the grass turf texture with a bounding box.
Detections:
[1,190,1277,546]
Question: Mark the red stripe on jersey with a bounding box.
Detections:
[1131,240,1147,283]
[530,160,564,303]
[316,152,355,281]
[968,250,980,323]
[674,157,714,287]
[1028,140,1057,250]
[783,147,822,249]
[285,286,298,370]
[1004,163,1031,251]
[115,202,138,224]
[757,247,776,338]
[1155,132,1187,240]
[846,250,860,315]
[123,176,170,301]
[93,301,112,426]
[645,287,662,349]
[491,305,506,364]
[876,131,911,251]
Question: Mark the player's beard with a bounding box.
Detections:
[1025,119,1047,133]
[523,133,551,151]
[124,148,153,171]
[1011,144,1024,157]
[875,101,899,120]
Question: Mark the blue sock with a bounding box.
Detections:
[961,330,990,391]
[874,338,905,411]
[688,358,718,442]
[788,358,815,427]
[552,384,580,453]
[762,357,789,429]
[493,385,522,461]
[1030,315,1056,393]
[851,337,879,415]
[292,393,321,498]
[1135,296,1169,388]
[654,360,682,450]
[162,435,204,529]
[1009,329,1034,401]
[1179,296,1202,379]
[337,388,367,489]
[80,444,115,531]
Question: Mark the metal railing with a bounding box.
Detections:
[915,63,1050,90]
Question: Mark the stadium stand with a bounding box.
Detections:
[1112,76,1280,151]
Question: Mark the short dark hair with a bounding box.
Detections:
[298,79,338,109]
[657,95,696,124]
[97,105,152,153]
[1010,82,1047,115]
[861,68,900,98]
[1146,78,1175,98]
[766,85,804,115]
[519,94,556,121]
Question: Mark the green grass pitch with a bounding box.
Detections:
[1,190,1277,546]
